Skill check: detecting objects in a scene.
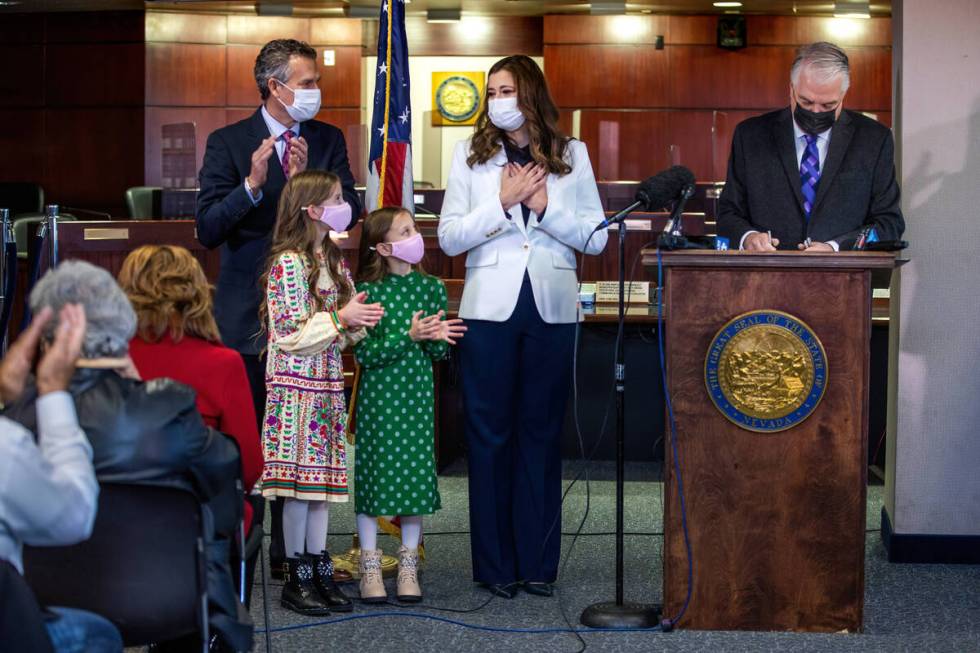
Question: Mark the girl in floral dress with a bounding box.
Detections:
[259,170,384,616]
[353,207,467,603]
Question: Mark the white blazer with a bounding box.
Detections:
[438,138,608,324]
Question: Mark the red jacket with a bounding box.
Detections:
[129,333,262,532]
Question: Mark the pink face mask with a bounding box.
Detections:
[387,232,425,264]
[305,202,352,232]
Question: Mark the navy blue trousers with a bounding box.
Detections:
[459,276,575,585]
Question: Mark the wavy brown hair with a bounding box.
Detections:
[258,170,353,333]
[467,55,572,176]
[118,244,222,344]
[356,206,427,284]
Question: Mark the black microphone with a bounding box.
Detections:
[598,166,696,229]
[658,181,696,250]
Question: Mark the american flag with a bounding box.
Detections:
[366,0,413,213]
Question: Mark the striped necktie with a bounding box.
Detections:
[800,134,821,219]
[281,129,293,178]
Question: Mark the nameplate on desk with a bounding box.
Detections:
[607,219,652,231]
[596,280,649,304]
[593,305,651,316]
[84,228,129,241]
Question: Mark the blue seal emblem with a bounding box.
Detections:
[704,310,827,433]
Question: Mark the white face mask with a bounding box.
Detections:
[488,97,526,132]
[274,79,322,123]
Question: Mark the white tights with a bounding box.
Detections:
[356,513,423,551]
[282,498,330,557]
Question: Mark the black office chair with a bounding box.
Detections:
[22,483,209,651]
[0,182,44,217]
[0,560,54,653]
[125,186,163,219]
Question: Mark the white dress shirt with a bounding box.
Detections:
[0,392,98,573]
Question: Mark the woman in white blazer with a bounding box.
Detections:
[438,55,607,599]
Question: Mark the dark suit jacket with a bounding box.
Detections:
[718,108,904,250]
[196,109,362,355]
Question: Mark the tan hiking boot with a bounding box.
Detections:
[396,545,422,602]
[359,549,387,603]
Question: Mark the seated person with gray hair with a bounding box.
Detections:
[0,304,123,652]
[2,260,252,652]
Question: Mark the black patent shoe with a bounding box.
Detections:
[313,552,354,612]
[281,556,331,616]
[523,581,554,597]
[479,582,518,599]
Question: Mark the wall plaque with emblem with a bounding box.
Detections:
[431,72,484,126]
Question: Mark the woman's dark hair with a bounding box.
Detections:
[467,55,572,176]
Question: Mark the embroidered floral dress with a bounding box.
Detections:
[353,271,448,516]
[260,250,363,502]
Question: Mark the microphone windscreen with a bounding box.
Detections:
[635,166,696,211]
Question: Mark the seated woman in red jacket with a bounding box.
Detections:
[118,245,262,524]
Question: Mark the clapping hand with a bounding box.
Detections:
[36,304,87,396]
[287,136,309,177]
[408,310,467,345]
[338,291,385,328]
[0,307,53,404]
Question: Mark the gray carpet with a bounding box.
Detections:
[247,458,980,653]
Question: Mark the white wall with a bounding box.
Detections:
[887,0,980,536]
[362,55,544,188]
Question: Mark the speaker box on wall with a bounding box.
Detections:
[717,15,747,50]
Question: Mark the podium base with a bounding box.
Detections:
[580,601,661,629]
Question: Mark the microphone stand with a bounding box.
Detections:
[657,184,695,250]
[581,204,660,630]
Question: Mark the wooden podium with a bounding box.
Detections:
[645,250,900,632]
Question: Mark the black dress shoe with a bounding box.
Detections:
[479,582,518,599]
[523,582,554,597]
[312,553,354,612]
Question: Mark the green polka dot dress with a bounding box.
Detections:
[353,271,447,516]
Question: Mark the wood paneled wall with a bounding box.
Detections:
[144,12,365,187]
[543,15,892,183]
[0,12,145,217]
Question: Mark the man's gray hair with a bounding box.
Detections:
[29,260,136,359]
[791,42,851,93]
[254,39,317,101]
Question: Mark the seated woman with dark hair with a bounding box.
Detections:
[2,260,253,652]
[118,245,262,533]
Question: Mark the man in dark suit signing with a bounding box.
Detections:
[718,41,904,252]
[196,38,362,580]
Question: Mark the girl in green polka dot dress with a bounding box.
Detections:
[354,207,467,603]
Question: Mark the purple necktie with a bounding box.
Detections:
[800,134,821,219]
[281,130,293,178]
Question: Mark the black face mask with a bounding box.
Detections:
[794,103,837,136]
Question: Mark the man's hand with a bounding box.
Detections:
[246,136,277,193]
[0,307,53,404]
[288,136,309,177]
[797,241,834,252]
[743,231,779,252]
[36,304,87,397]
